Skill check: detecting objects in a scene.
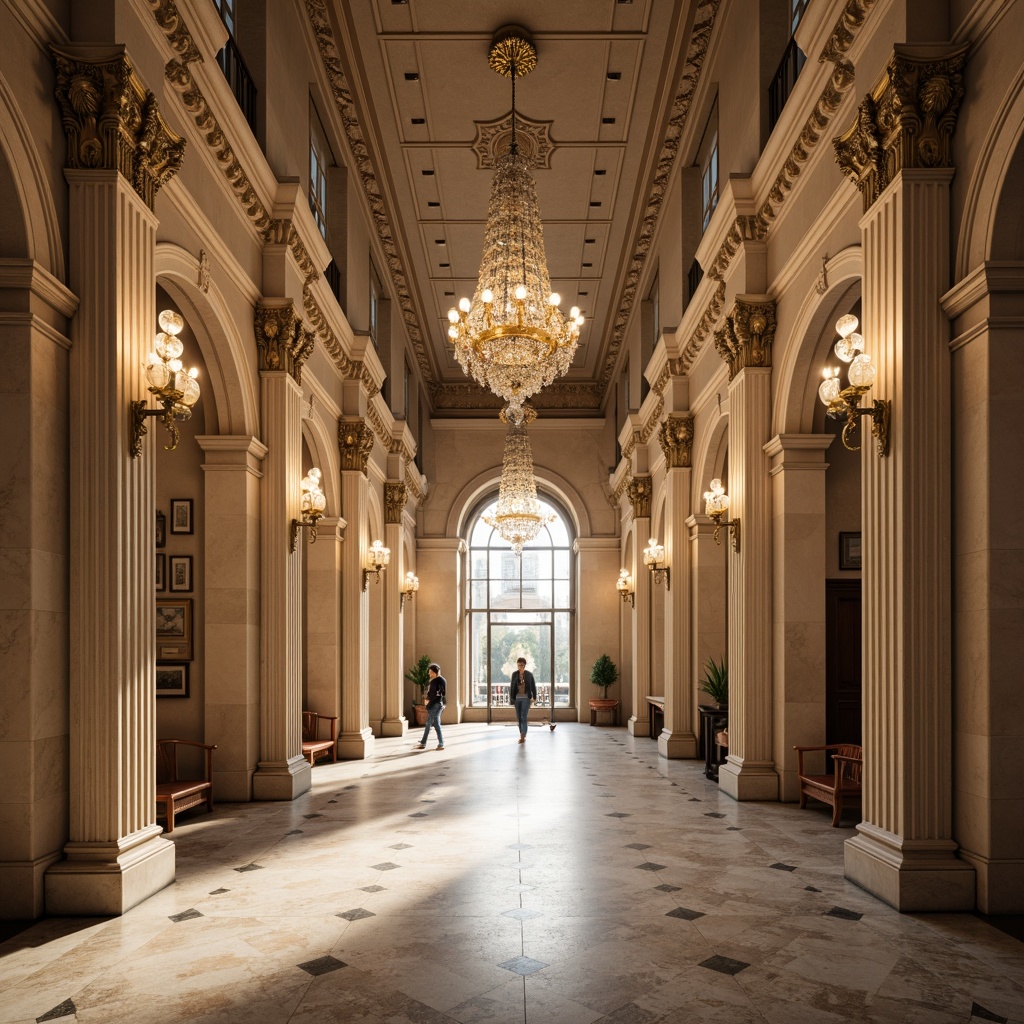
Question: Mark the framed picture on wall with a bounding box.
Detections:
[170,498,194,534]
[156,510,166,548]
[156,553,166,592]
[156,598,192,661]
[169,555,193,593]
[156,663,189,698]
[839,531,862,570]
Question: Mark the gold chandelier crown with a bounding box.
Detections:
[448,27,583,422]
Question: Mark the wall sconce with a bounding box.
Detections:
[616,569,635,607]
[130,309,201,458]
[400,571,420,610]
[704,479,741,551]
[290,468,327,552]
[363,539,390,590]
[818,313,891,456]
[643,538,670,591]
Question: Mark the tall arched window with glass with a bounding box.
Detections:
[467,497,574,710]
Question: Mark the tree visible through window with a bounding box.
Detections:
[467,497,573,709]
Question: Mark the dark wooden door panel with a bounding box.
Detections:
[826,579,862,747]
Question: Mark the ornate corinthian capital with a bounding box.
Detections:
[658,416,694,469]
[384,482,407,524]
[338,420,375,474]
[51,47,185,210]
[254,301,315,384]
[627,476,652,520]
[714,299,776,381]
[834,43,968,211]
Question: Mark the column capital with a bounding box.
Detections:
[254,301,315,384]
[338,419,375,473]
[51,45,185,210]
[714,298,776,380]
[658,416,694,469]
[384,481,407,524]
[834,42,969,212]
[627,475,652,520]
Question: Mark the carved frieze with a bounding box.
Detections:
[144,0,203,66]
[51,47,185,210]
[834,43,968,211]
[659,416,694,469]
[338,420,375,474]
[384,482,407,524]
[254,302,315,384]
[714,299,776,381]
[627,476,652,520]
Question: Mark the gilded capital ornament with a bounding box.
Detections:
[714,299,776,381]
[658,416,694,469]
[338,420,375,474]
[834,43,968,211]
[254,302,315,385]
[627,475,652,520]
[384,481,407,524]
[51,47,185,210]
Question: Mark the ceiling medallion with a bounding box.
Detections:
[471,112,555,170]
[448,25,583,425]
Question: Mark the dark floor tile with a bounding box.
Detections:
[804,886,821,893]
[625,843,652,850]
[361,885,386,893]
[654,884,682,893]
[370,862,400,871]
[667,907,705,921]
[971,1003,1008,1023]
[234,863,263,873]
[597,1003,660,1023]
[327,799,338,803]
[770,862,797,872]
[606,812,631,818]
[826,906,863,921]
[298,955,347,977]
[699,954,749,975]
[390,843,412,850]
[636,863,667,872]
[285,830,303,836]
[408,812,428,817]
[168,908,203,923]
[689,798,701,802]
[704,812,726,819]
[336,908,375,921]
[498,955,548,975]
[727,826,742,831]
[37,999,76,1022]
[208,888,229,895]
[303,813,323,819]
[502,908,542,920]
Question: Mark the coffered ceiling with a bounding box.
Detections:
[318,1,710,417]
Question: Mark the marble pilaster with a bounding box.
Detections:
[688,515,727,732]
[627,477,652,737]
[381,491,408,737]
[304,517,345,739]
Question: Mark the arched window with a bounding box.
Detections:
[466,496,574,709]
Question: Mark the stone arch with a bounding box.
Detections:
[299,409,341,518]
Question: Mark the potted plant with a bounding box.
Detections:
[589,654,620,724]
[698,654,728,708]
[405,654,433,727]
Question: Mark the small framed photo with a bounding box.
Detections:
[156,598,193,661]
[156,510,166,549]
[170,499,194,535]
[169,555,193,593]
[839,531,862,571]
[156,663,189,698]
[156,553,166,592]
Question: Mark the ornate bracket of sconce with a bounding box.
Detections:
[616,569,634,607]
[642,539,670,591]
[363,539,390,591]
[703,479,740,553]
[400,572,419,610]
[825,386,891,457]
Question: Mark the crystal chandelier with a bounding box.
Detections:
[447,27,583,423]
[484,406,554,555]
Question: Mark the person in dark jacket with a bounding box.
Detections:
[510,657,537,743]
[415,664,446,750]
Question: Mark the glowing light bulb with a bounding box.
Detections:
[514,285,527,301]
[481,289,493,304]
[549,293,560,306]
[836,314,858,338]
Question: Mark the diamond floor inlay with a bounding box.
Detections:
[297,955,347,977]
[498,956,548,976]
[699,954,750,976]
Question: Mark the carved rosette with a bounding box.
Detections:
[834,44,967,211]
[51,48,185,210]
[384,482,407,524]
[658,416,694,469]
[254,302,315,385]
[338,420,375,474]
[714,299,776,381]
[471,112,555,169]
[627,476,652,521]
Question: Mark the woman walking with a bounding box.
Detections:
[510,657,537,743]
[415,663,446,750]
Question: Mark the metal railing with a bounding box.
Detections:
[686,258,704,302]
[216,35,257,135]
[325,259,342,303]
[768,36,806,133]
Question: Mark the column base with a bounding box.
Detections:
[45,828,175,916]
[658,730,698,759]
[718,758,779,801]
[0,851,63,919]
[627,715,651,738]
[845,823,976,912]
[338,728,376,760]
[380,716,408,738]
[252,756,311,801]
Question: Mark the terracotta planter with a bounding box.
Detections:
[588,698,618,712]
[413,701,428,727]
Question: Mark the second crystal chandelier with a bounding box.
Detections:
[448,26,583,423]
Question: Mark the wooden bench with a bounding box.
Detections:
[156,739,216,834]
[302,711,338,766]
[794,743,863,827]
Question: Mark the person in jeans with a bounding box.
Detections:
[415,663,446,750]
[510,657,537,743]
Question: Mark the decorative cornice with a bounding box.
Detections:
[834,43,968,211]
[254,302,315,384]
[627,475,652,520]
[659,416,694,469]
[145,0,203,66]
[620,393,665,462]
[51,47,185,210]
[338,419,375,474]
[714,299,776,381]
[404,466,425,505]
[384,481,407,524]
[471,112,555,169]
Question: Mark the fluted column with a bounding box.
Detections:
[628,476,652,736]
[45,45,185,914]
[381,481,408,737]
[716,300,777,800]
[197,435,266,802]
[254,302,313,800]
[659,418,697,757]
[835,43,975,910]
[305,517,345,735]
[765,434,832,801]
[688,515,727,727]
[339,420,376,759]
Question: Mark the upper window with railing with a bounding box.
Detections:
[214,0,235,35]
[213,0,257,133]
[701,133,719,233]
[769,0,809,133]
[309,108,331,241]
[791,0,809,33]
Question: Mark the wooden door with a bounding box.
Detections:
[825,579,862,746]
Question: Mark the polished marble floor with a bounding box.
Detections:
[2,723,1022,1024]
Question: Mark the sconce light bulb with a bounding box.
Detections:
[818,373,842,405]
[164,337,183,360]
[158,309,185,336]
[835,313,859,338]
[834,336,858,362]
[848,352,876,388]
[169,358,183,373]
